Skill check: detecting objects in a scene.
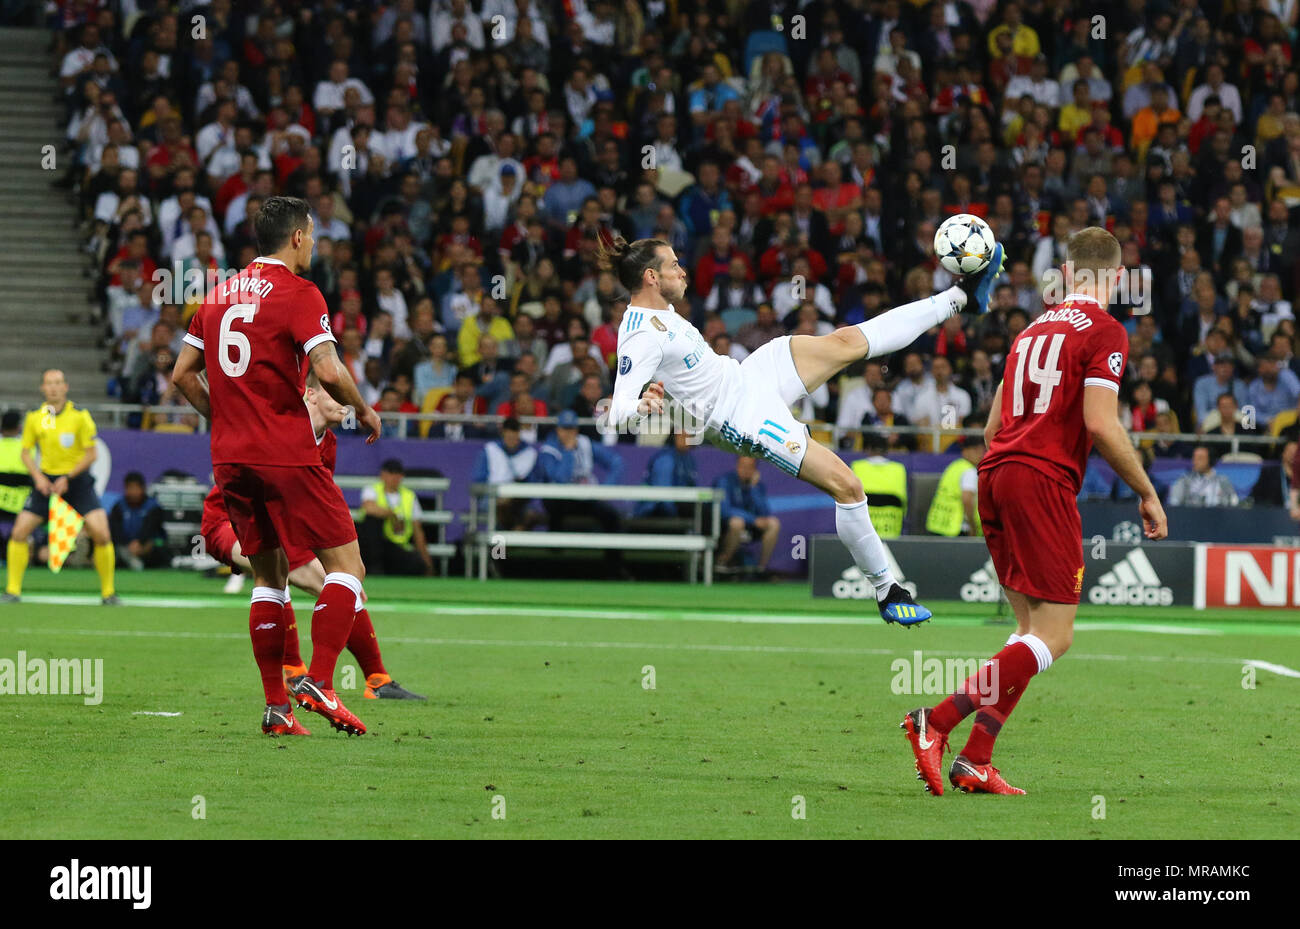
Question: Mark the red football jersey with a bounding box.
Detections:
[184,257,335,466]
[981,295,1129,493]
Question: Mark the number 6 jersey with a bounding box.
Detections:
[184,256,336,465]
[981,294,1129,493]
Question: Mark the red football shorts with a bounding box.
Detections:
[978,461,1084,604]
[202,499,317,572]
[212,462,357,559]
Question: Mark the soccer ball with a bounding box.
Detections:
[934,214,996,276]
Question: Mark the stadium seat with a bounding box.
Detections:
[1078,460,1116,500]
[1216,460,1263,499]
[1270,409,1298,436]
[418,387,451,438]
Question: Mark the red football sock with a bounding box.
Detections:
[960,641,1042,765]
[929,638,1043,735]
[249,589,287,705]
[282,598,303,667]
[347,608,387,678]
[305,574,361,690]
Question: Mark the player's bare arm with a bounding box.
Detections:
[308,341,381,443]
[1083,385,1168,540]
[20,447,51,495]
[172,342,211,419]
[984,382,1003,447]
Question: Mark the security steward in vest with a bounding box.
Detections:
[926,436,985,536]
[850,432,908,538]
[4,370,118,604]
[359,458,434,575]
[0,410,33,544]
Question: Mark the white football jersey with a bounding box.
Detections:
[607,304,741,434]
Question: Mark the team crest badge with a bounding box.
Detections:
[785,440,802,455]
[651,317,667,331]
[1074,566,1085,592]
[1108,352,1123,377]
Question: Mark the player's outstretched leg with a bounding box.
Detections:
[949,755,1025,795]
[956,243,1005,315]
[247,583,309,736]
[799,443,932,625]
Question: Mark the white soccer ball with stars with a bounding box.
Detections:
[934,213,996,276]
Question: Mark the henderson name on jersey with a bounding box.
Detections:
[981,294,1129,493]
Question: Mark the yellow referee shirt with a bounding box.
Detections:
[21,402,97,476]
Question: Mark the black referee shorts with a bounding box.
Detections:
[22,472,102,518]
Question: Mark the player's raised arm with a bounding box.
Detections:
[173,342,211,419]
[308,340,382,443]
[606,333,665,431]
[1083,385,1167,539]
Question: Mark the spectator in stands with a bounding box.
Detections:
[714,456,780,577]
[470,418,542,531]
[635,431,698,518]
[1204,392,1261,440]
[1193,355,1250,427]
[109,472,168,569]
[359,459,434,576]
[1169,446,1239,507]
[1149,410,1195,458]
[1246,352,1300,430]
[909,355,971,429]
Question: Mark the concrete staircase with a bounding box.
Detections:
[0,26,105,407]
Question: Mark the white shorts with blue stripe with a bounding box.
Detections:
[707,336,810,477]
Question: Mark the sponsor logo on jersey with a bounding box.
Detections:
[651,316,667,331]
[618,355,631,376]
[960,558,1003,602]
[1108,351,1123,376]
[1089,548,1173,606]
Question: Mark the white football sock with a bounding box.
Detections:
[835,500,897,599]
[1019,633,1054,673]
[856,287,966,358]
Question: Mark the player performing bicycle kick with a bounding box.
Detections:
[600,236,1005,625]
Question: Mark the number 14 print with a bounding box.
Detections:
[1011,333,1065,416]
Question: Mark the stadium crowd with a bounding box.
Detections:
[42,0,1300,487]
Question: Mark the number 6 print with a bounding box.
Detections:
[219,303,256,377]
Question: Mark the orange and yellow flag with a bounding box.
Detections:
[47,493,84,573]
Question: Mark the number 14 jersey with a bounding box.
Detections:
[184,256,336,465]
[981,294,1129,494]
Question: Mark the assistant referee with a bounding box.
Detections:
[3,370,118,604]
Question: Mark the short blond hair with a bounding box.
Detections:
[1066,227,1121,278]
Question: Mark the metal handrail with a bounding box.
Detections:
[0,400,1289,454]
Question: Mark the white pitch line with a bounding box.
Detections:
[9,625,1300,675]
[132,711,182,716]
[1074,622,1222,636]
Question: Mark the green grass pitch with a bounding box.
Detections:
[1,568,1296,839]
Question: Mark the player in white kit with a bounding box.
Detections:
[601,236,1004,625]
